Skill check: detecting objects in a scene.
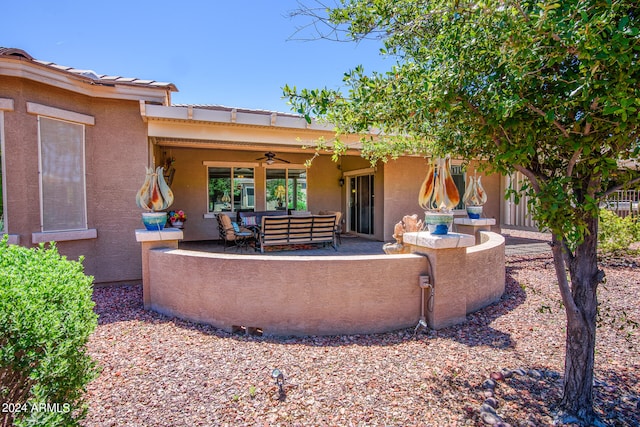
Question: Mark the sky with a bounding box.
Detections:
[2,1,391,113]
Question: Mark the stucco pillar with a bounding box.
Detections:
[402,232,475,329]
[453,218,496,244]
[135,228,183,309]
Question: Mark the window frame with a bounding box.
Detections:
[0,98,12,235]
[204,162,257,215]
[27,102,96,243]
[37,116,88,232]
[264,165,308,212]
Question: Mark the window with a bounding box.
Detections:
[0,114,4,233]
[38,116,87,231]
[450,164,466,210]
[208,167,255,213]
[0,99,12,234]
[266,168,307,211]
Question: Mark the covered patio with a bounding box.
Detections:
[135,105,508,337]
[142,104,504,246]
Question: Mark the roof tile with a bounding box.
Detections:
[1,46,177,92]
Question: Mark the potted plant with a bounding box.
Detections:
[274,185,286,209]
[418,156,460,234]
[135,166,174,230]
[462,173,487,219]
[168,209,187,228]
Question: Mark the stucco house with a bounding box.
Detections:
[1,47,509,284]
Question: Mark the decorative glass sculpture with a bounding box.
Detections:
[136,166,174,230]
[462,174,487,219]
[419,157,460,234]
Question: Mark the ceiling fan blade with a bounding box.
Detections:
[257,151,275,161]
[274,157,291,163]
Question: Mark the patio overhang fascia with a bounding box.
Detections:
[141,104,365,154]
[0,56,174,104]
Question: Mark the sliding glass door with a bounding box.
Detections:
[348,174,374,236]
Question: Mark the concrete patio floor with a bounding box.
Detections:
[178,228,551,256]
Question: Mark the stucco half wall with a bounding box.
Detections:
[147,251,426,336]
[142,232,505,336]
[464,231,506,314]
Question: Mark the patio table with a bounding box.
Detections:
[234,231,254,252]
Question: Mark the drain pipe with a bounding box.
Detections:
[413,252,435,336]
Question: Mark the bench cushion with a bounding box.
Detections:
[243,215,258,226]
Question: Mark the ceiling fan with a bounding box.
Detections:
[256,151,291,165]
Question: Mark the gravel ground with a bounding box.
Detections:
[83,232,639,426]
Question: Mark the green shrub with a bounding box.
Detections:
[0,240,98,427]
[598,208,640,254]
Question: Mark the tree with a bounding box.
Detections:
[284,1,640,424]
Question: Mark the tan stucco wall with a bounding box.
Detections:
[465,231,506,313]
[147,250,427,336]
[0,77,148,283]
[383,158,502,241]
[405,231,506,329]
[141,231,505,335]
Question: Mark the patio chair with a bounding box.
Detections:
[216,213,255,251]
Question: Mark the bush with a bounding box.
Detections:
[0,240,98,427]
[598,209,640,254]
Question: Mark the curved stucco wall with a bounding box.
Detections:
[464,231,506,314]
[144,232,505,336]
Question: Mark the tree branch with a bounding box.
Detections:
[512,164,542,193]
[461,96,545,193]
[513,2,530,22]
[527,104,570,138]
[602,175,640,198]
[567,147,582,177]
[287,0,386,42]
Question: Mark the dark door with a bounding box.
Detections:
[348,174,374,236]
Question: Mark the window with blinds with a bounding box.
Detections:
[38,116,87,231]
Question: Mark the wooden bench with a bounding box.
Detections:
[259,214,338,253]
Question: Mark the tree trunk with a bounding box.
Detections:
[552,214,603,425]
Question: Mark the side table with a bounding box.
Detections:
[234,231,254,252]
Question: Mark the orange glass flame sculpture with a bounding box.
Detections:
[136,166,174,230]
[418,157,460,234]
[419,157,460,211]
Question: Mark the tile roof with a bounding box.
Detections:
[172,103,301,117]
[0,47,33,60]
[0,47,177,92]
